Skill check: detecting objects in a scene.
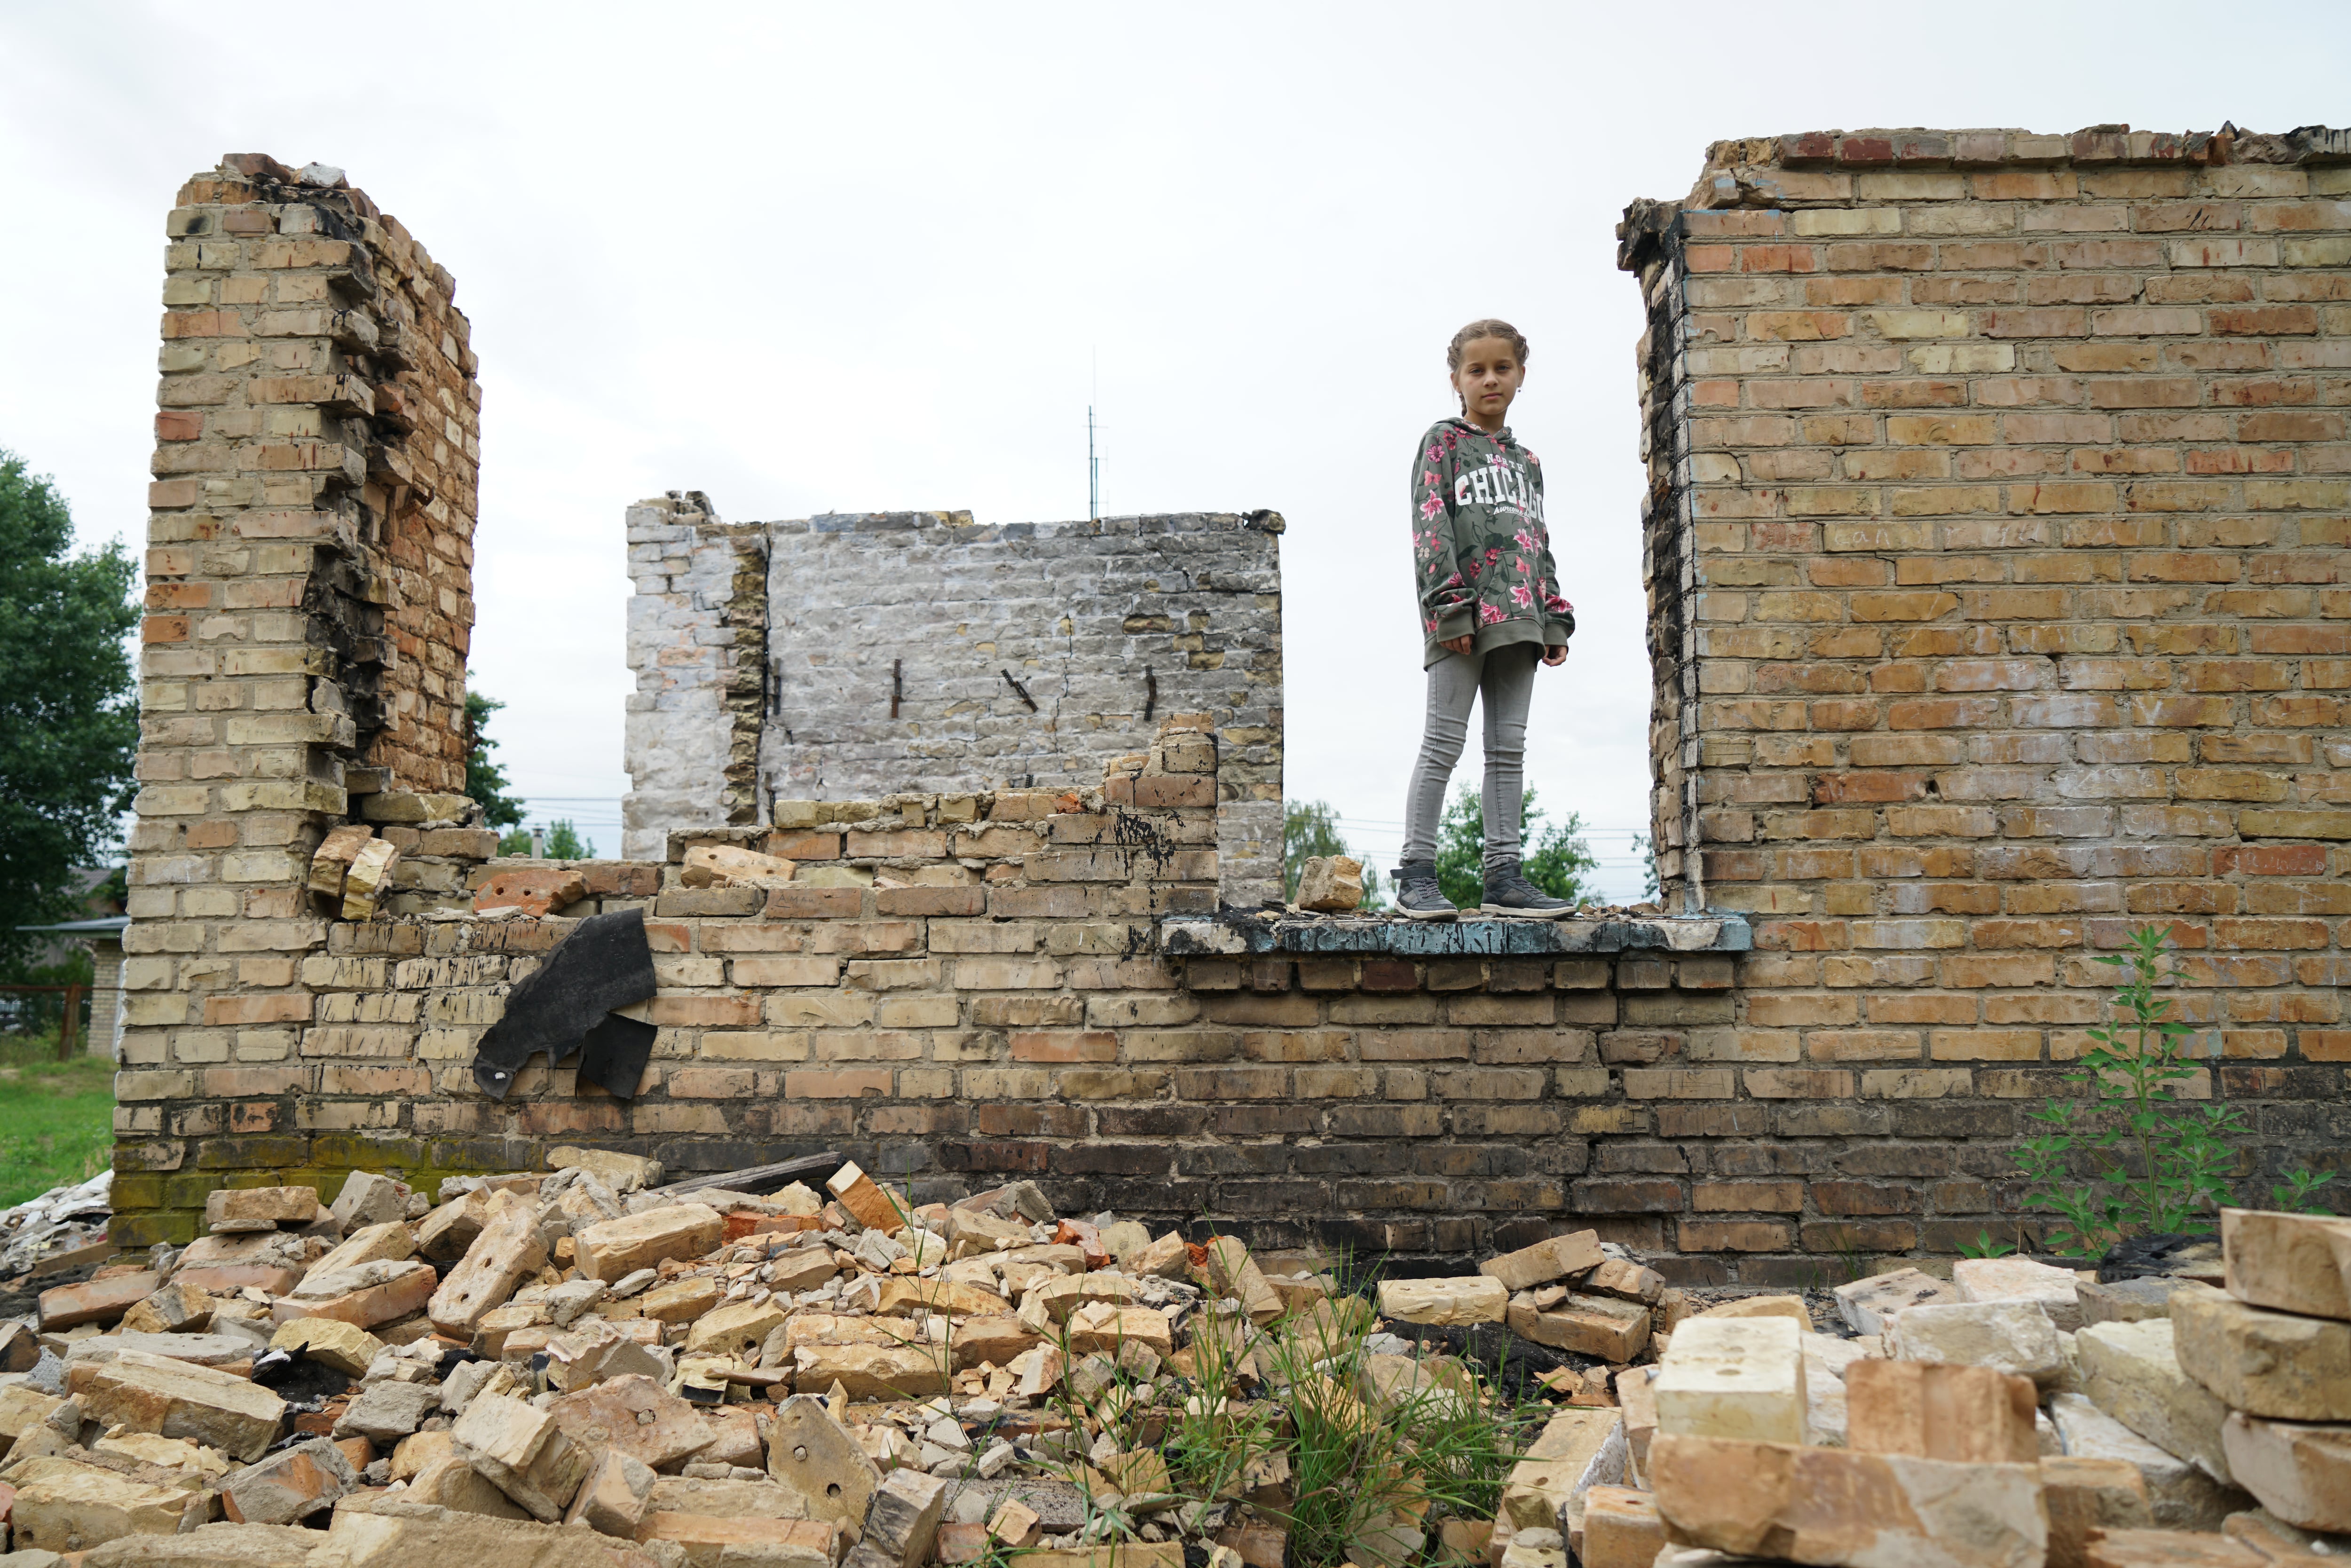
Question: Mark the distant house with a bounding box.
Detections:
[14,867,129,1059]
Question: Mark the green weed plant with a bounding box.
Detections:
[2012,924,2333,1257]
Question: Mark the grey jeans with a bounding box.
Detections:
[1401,642,1539,872]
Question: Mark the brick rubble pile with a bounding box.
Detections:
[1512,1212,2351,1568]
[0,1176,117,1284]
[7,1153,2346,1568]
[0,1157,1655,1568]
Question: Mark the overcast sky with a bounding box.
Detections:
[4,2,2345,901]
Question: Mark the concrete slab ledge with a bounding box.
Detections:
[1160,911,1753,957]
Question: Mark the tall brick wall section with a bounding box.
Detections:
[624,505,1286,905]
[125,155,484,1181]
[1620,124,2348,1222]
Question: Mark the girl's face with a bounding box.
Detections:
[1452,336,1525,427]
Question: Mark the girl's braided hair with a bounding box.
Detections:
[1446,318,1530,374]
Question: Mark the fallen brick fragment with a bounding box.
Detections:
[576,1204,726,1282]
[82,1521,320,1568]
[1844,1359,2038,1465]
[1498,1410,1626,1537]
[2079,1315,2238,1481]
[39,1271,161,1331]
[427,1188,548,1337]
[405,1453,533,1518]
[2170,1280,2351,1422]
[824,1162,906,1232]
[636,1513,835,1568]
[1656,1316,1804,1445]
[330,1172,413,1232]
[221,1436,355,1525]
[273,1258,438,1328]
[334,1379,442,1443]
[841,1468,948,1568]
[1956,1254,2084,1332]
[1650,1432,2045,1568]
[72,1346,287,1461]
[765,1395,880,1529]
[2048,1394,2245,1532]
[1376,1276,1506,1326]
[1888,1300,2067,1386]
[2043,1456,2155,1568]
[269,1316,384,1375]
[1579,1485,1662,1568]
[1833,1267,1958,1335]
[2081,1530,2264,1567]
[549,1374,720,1472]
[1482,1231,1606,1293]
[7,1455,197,1552]
[567,1447,656,1537]
[452,1390,592,1521]
[2220,1410,2351,1533]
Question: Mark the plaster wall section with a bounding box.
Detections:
[626,507,1286,904]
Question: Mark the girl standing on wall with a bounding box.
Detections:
[1392,320,1577,920]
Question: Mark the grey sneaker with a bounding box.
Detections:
[1481,861,1575,919]
[1391,862,1457,922]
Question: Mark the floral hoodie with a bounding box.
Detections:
[1410,418,1574,668]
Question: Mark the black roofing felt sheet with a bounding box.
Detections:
[471,906,657,1100]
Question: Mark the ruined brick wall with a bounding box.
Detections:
[114,717,1764,1279]
[120,134,2347,1272]
[1617,124,2349,1232]
[624,504,1285,905]
[126,155,483,1187]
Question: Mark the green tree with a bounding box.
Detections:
[1434,785,1598,910]
[1629,830,1661,901]
[1282,800,1384,909]
[0,450,138,971]
[464,691,526,829]
[498,819,597,860]
[544,819,595,860]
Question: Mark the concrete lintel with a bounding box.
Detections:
[1159,912,1752,958]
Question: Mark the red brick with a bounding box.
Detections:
[1010,1031,1118,1064]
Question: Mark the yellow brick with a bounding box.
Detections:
[1871,311,1973,339]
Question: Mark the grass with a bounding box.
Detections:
[1030,1253,1545,1568]
[0,1033,114,1207]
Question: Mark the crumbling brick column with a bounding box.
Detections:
[119,155,481,1234]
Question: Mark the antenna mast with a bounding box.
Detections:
[1088,405,1099,521]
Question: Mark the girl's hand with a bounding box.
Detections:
[1441,634,1475,656]
[1542,646,1568,667]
